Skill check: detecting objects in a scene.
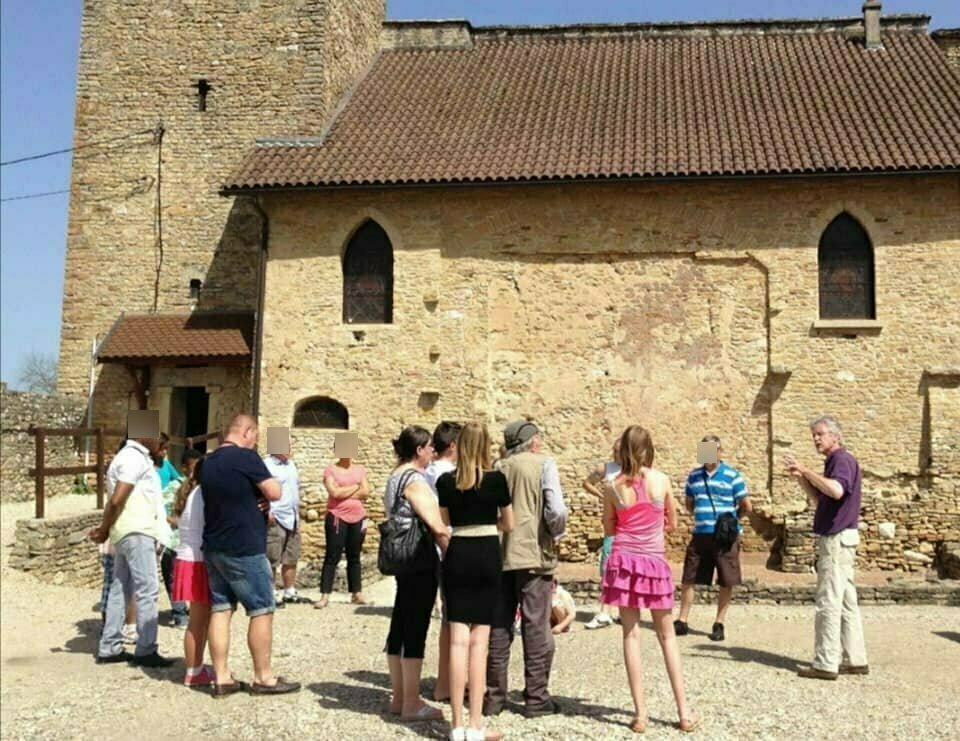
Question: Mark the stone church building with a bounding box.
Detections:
[59,1,960,571]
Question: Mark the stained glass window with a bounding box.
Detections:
[818,213,875,319]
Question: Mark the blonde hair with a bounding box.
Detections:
[455,422,491,491]
[618,425,655,480]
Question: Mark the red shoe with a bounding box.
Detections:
[184,665,216,687]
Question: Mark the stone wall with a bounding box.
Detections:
[258,174,960,572]
[0,386,88,503]
[58,0,386,430]
[932,29,960,70]
[10,512,104,588]
[566,576,960,607]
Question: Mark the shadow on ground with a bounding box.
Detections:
[933,631,960,644]
[689,643,801,672]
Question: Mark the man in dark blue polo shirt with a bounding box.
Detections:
[200,413,300,697]
[785,414,869,681]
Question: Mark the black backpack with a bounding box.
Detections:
[703,471,739,551]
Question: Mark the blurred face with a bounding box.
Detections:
[415,440,435,468]
[811,424,840,455]
[184,457,198,478]
[612,439,622,462]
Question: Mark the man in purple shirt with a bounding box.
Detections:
[784,415,869,680]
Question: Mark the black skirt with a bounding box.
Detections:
[441,535,502,625]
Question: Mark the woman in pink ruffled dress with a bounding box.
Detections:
[601,425,699,734]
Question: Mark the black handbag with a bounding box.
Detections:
[703,471,739,552]
[377,469,434,576]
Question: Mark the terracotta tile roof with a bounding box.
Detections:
[97,313,254,364]
[223,18,960,191]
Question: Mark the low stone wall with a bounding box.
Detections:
[10,512,103,588]
[1,386,87,503]
[567,576,960,607]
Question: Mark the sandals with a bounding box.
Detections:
[400,704,444,722]
[678,717,701,733]
[351,594,372,606]
[313,597,330,610]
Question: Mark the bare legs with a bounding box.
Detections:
[208,609,233,685]
[650,609,695,726]
[435,621,451,700]
[248,613,277,685]
[183,601,210,670]
[387,655,433,717]
[715,586,733,625]
[678,584,733,626]
[619,607,696,729]
[449,622,494,734]
[280,565,296,591]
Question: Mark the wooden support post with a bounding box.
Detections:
[34,428,45,519]
[95,427,105,509]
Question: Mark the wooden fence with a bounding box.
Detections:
[28,427,222,519]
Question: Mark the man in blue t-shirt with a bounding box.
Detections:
[199,413,300,697]
[674,435,751,643]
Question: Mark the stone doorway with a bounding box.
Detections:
[168,386,209,466]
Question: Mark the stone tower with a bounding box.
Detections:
[58,0,384,426]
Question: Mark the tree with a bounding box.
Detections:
[16,351,58,394]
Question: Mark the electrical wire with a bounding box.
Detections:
[0,127,156,167]
[0,189,70,203]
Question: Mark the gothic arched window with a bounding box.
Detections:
[343,220,393,324]
[818,213,875,319]
[292,397,348,429]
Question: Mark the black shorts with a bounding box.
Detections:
[681,534,742,587]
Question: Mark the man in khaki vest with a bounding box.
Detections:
[484,420,568,718]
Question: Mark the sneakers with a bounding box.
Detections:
[121,624,138,644]
[585,613,615,630]
[673,620,689,636]
[709,622,725,642]
[184,665,217,687]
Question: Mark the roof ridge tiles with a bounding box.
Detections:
[383,15,931,50]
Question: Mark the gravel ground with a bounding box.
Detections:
[2,498,959,740]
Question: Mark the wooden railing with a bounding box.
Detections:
[28,427,223,519]
[28,427,108,519]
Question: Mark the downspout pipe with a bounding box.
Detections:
[249,196,269,417]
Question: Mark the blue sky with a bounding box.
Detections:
[1,0,957,389]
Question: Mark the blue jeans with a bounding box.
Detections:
[98,534,159,658]
[205,550,275,617]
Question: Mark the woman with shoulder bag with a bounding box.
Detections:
[383,425,451,722]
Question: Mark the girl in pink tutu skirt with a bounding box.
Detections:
[601,425,699,734]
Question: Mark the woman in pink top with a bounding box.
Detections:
[315,450,372,609]
[601,425,699,734]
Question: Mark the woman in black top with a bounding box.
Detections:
[437,422,513,741]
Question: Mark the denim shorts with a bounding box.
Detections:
[205,550,275,617]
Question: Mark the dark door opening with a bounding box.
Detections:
[169,386,210,467]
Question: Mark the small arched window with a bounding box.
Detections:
[293,397,349,429]
[818,213,875,319]
[343,220,393,324]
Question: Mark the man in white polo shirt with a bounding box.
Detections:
[90,411,175,667]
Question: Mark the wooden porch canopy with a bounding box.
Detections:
[96,312,254,408]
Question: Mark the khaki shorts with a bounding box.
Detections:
[266,522,301,568]
[681,534,742,587]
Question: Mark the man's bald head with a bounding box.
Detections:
[225,413,260,449]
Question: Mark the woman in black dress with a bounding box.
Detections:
[437,422,514,741]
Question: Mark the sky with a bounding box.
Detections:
[1,0,958,389]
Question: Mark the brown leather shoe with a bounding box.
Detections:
[797,666,838,681]
[211,681,248,698]
[248,676,301,695]
[839,664,870,675]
